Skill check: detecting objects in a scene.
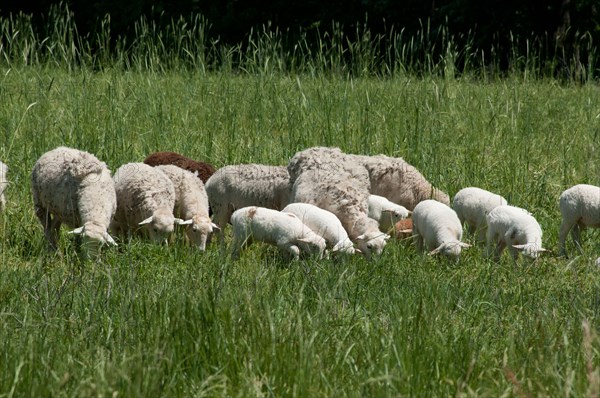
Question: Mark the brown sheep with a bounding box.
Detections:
[394,218,413,241]
[143,151,216,184]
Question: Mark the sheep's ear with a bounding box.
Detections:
[511,244,528,251]
[354,248,363,254]
[428,243,446,256]
[139,216,154,225]
[211,223,221,231]
[69,226,85,235]
[175,218,193,225]
[104,233,117,247]
[407,210,413,216]
[397,229,412,234]
[355,234,367,241]
[460,242,472,248]
[384,234,391,241]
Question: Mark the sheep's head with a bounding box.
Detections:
[296,234,327,259]
[69,222,117,258]
[139,212,187,244]
[185,215,220,251]
[512,243,548,260]
[331,238,356,255]
[355,231,390,260]
[429,241,471,260]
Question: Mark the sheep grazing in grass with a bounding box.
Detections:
[282,202,355,255]
[288,147,389,260]
[485,205,548,261]
[31,146,117,255]
[112,162,190,244]
[156,165,219,250]
[394,218,413,241]
[205,164,291,242]
[230,206,326,260]
[368,194,411,234]
[0,160,7,212]
[558,184,600,256]
[349,153,450,210]
[412,199,471,259]
[452,187,508,242]
[143,151,216,184]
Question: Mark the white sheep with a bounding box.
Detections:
[558,184,600,256]
[412,199,470,259]
[111,162,190,244]
[0,160,7,212]
[31,146,117,254]
[231,206,326,260]
[282,202,355,255]
[156,165,219,250]
[288,147,389,260]
[367,194,411,233]
[205,164,291,242]
[485,205,548,261]
[452,187,508,242]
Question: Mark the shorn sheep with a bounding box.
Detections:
[485,205,548,261]
[31,146,117,255]
[156,165,219,250]
[367,194,411,234]
[282,202,355,255]
[0,160,7,212]
[112,162,190,244]
[143,151,216,184]
[288,147,389,260]
[452,187,508,242]
[412,199,470,259]
[231,206,327,260]
[558,184,600,256]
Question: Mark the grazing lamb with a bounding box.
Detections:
[143,151,216,184]
[558,184,600,256]
[486,205,548,261]
[394,218,413,240]
[452,187,508,242]
[31,146,117,254]
[156,165,219,250]
[412,199,470,259]
[231,206,326,260]
[349,153,450,210]
[205,164,291,241]
[282,202,355,255]
[0,160,7,212]
[288,147,389,260]
[368,194,411,233]
[112,162,190,244]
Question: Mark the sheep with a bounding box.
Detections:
[282,202,355,255]
[155,165,219,250]
[485,205,548,261]
[288,147,389,260]
[367,194,411,233]
[111,162,190,244]
[349,153,450,210]
[452,187,508,242]
[231,206,326,260]
[558,184,600,256]
[31,146,117,255]
[394,218,413,241]
[0,160,7,212]
[143,151,216,184]
[205,164,291,242]
[412,199,470,259]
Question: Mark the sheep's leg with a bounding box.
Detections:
[507,245,520,261]
[571,224,583,253]
[35,206,60,250]
[476,224,487,244]
[413,233,424,253]
[489,240,505,262]
[558,220,574,256]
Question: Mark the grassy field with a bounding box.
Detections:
[1,14,600,397]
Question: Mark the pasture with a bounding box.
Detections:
[1,18,600,397]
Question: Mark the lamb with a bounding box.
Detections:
[558,184,600,256]
[0,160,7,212]
[205,164,291,241]
[411,199,470,259]
[111,162,190,244]
[282,202,355,255]
[31,146,117,254]
[485,205,548,261]
[349,153,450,210]
[288,147,389,260]
[367,194,411,233]
[231,206,326,260]
[452,187,508,242]
[155,165,219,250]
[143,151,216,184]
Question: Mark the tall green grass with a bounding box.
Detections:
[1,8,600,398]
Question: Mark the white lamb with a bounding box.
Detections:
[205,164,291,242]
[367,194,411,233]
[485,205,548,261]
[231,206,326,260]
[452,187,508,242]
[412,199,471,259]
[282,202,355,255]
[111,162,190,244]
[156,165,219,250]
[288,147,389,260]
[31,146,117,254]
[558,184,600,256]
[0,160,7,212]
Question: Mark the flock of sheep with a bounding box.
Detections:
[0,146,598,264]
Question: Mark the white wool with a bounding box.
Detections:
[0,160,7,212]
[558,184,600,256]
[367,194,411,233]
[452,187,508,242]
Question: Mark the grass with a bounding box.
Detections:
[1,10,600,398]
